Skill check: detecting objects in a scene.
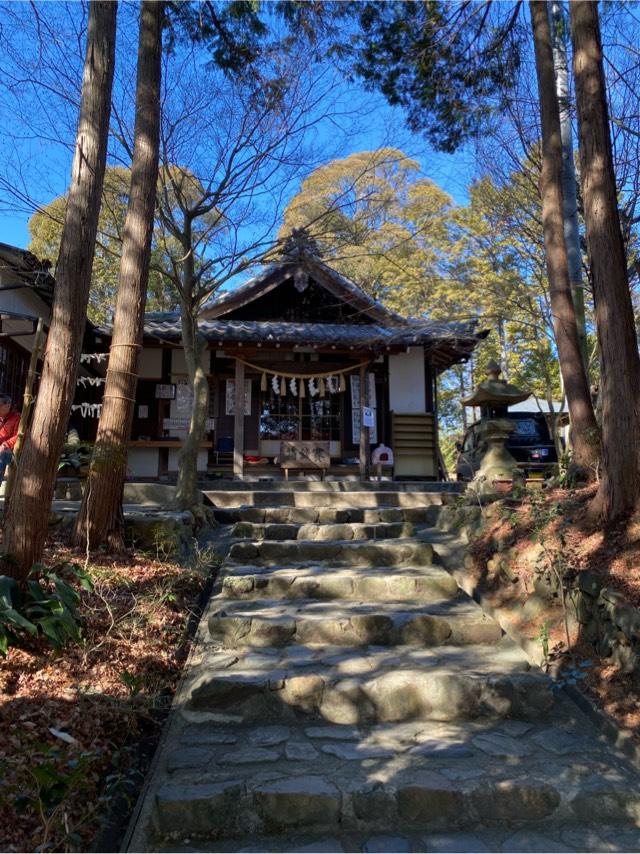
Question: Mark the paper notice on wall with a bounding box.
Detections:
[138,405,149,419]
[226,379,252,415]
[362,406,375,428]
[176,380,194,414]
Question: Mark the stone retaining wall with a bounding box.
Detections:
[575,572,640,673]
[434,502,640,676]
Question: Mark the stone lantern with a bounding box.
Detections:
[461,361,531,496]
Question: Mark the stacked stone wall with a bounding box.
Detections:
[435,503,640,676]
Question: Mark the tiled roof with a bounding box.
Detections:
[0,242,56,302]
[142,315,482,349]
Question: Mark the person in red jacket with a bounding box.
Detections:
[0,393,20,485]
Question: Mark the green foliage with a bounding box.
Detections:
[167,1,269,76]
[14,743,94,818]
[119,669,144,697]
[29,167,176,324]
[0,575,37,655]
[170,1,524,152]
[0,564,93,656]
[280,147,460,313]
[350,1,522,151]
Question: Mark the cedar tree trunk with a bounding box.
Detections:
[74,1,163,550]
[530,0,600,480]
[570,1,640,521]
[549,0,589,372]
[2,2,117,580]
[175,293,210,512]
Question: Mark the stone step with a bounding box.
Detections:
[214,506,439,525]
[228,539,434,567]
[206,491,448,509]
[230,521,415,542]
[208,598,503,649]
[155,824,640,853]
[186,642,552,724]
[204,481,461,493]
[222,565,459,603]
[152,717,640,844]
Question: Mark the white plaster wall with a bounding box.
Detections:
[0,286,52,354]
[388,347,426,413]
[127,448,160,477]
[0,286,50,319]
[168,448,208,472]
[171,348,209,375]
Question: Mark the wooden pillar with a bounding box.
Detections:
[233,357,245,479]
[359,363,370,481]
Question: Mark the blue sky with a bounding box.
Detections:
[0,103,478,252]
[0,3,479,258]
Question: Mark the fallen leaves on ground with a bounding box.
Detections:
[0,543,208,853]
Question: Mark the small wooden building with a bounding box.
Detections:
[0,243,56,401]
[123,247,484,480]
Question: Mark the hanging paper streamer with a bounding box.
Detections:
[272,375,280,395]
[260,372,267,392]
[308,378,318,398]
[280,377,286,396]
[80,353,108,365]
[76,376,106,388]
[327,376,336,394]
[71,403,103,418]
[339,374,346,393]
[289,378,297,396]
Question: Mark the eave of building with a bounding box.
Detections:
[0,242,56,304]
[137,316,487,372]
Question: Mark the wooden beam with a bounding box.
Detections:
[359,362,370,481]
[233,357,245,480]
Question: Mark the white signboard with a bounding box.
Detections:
[362,406,375,428]
[225,379,252,415]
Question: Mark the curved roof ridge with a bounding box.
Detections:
[199,250,409,325]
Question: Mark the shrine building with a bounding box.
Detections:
[120,243,484,481]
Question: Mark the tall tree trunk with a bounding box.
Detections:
[530,0,600,481]
[175,296,210,512]
[570,1,640,521]
[549,0,589,372]
[73,1,163,550]
[1,2,117,580]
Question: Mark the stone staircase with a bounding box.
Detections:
[128,482,640,852]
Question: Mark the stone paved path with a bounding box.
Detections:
[126,482,640,852]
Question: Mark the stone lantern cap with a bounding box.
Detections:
[461,360,530,408]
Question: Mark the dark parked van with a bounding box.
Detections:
[455,412,558,481]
